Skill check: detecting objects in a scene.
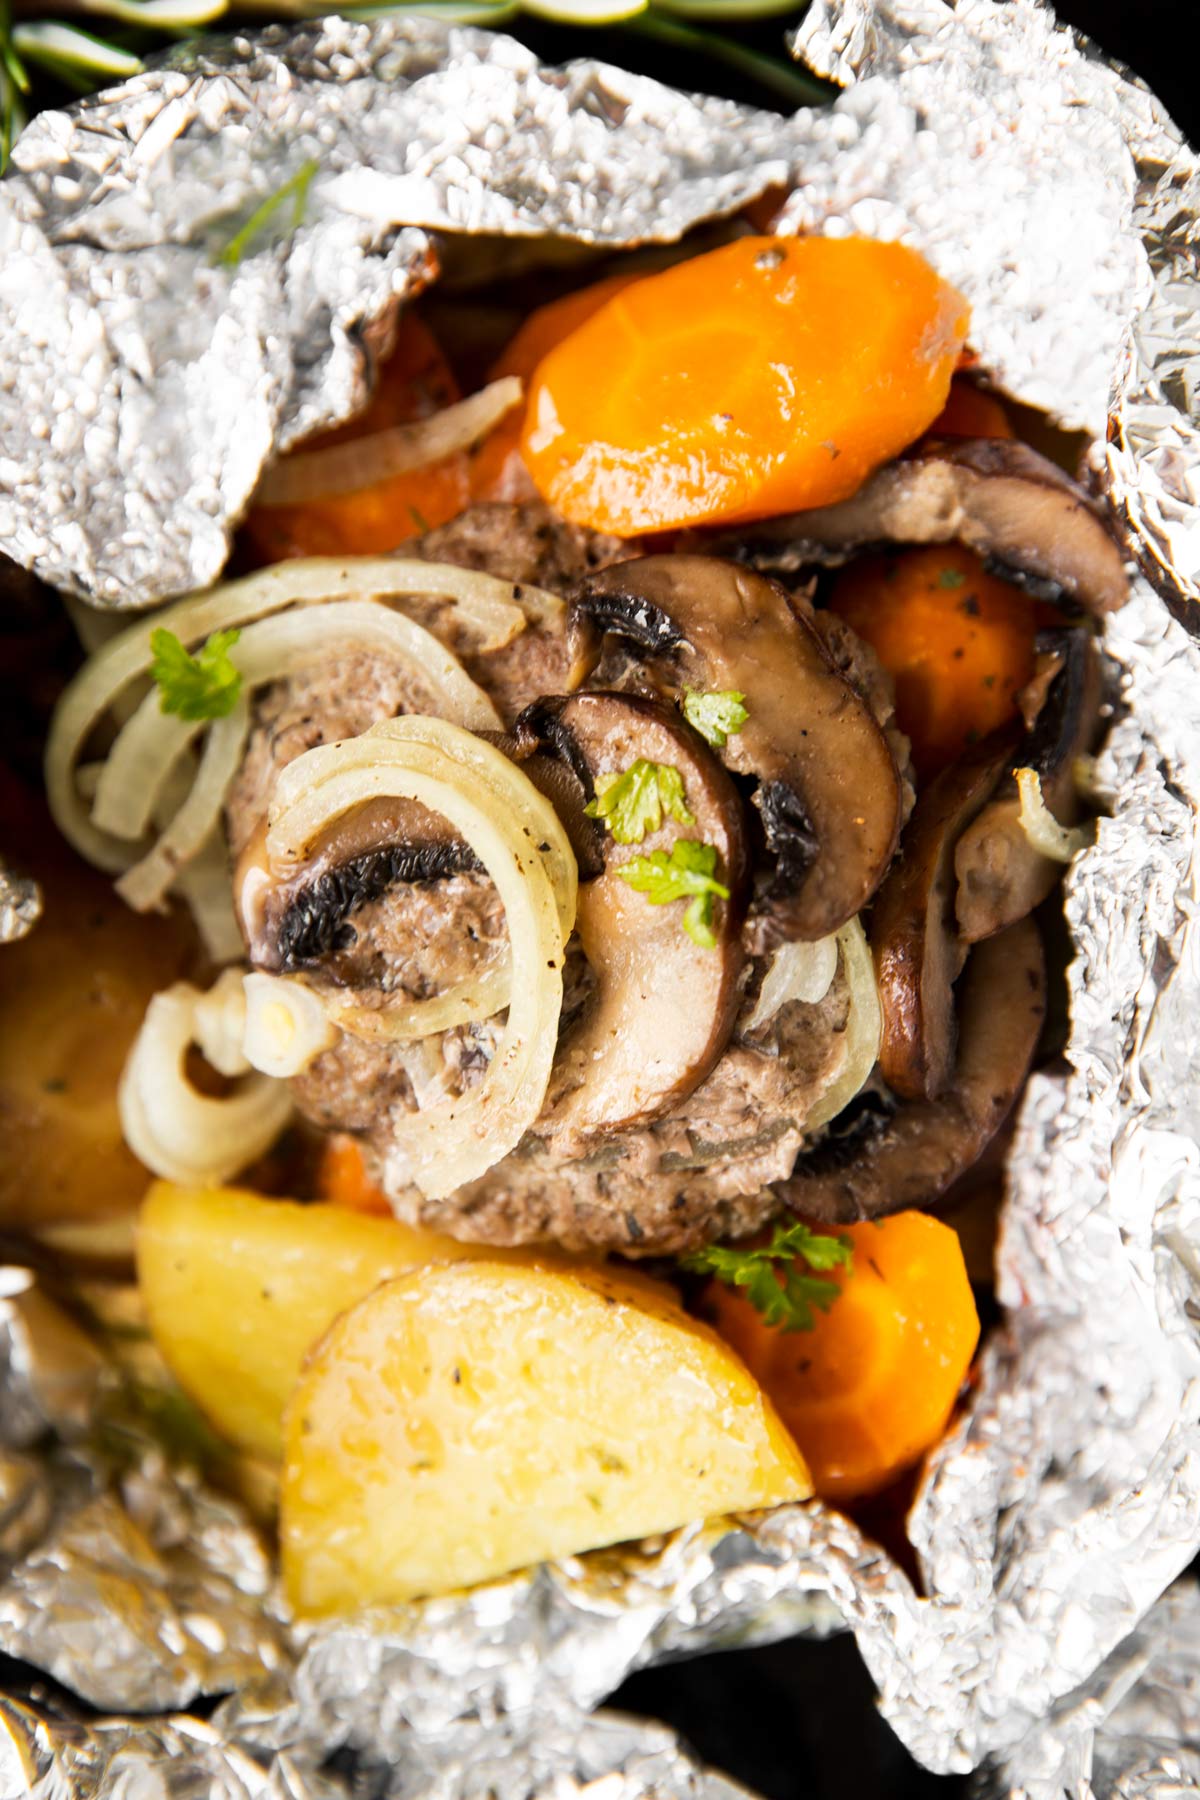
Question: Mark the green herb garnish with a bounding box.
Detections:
[213,156,319,269]
[150,626,243,720]
[586,758,694,845]
[682,1220,853,1332]
[615,837,729,949]
[683,688,749,750]
[937,567,966,589]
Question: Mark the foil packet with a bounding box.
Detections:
[980,1575,1200,1800]
[3,0,1200,1794]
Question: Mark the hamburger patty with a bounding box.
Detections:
[227,502,906,1253]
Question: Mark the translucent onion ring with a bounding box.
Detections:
[93,600,503,849]
[743,933,840,1034]
[45,554,558,874]
[267,718,576,1199]
[1015,766,1092,863]
[327,961,513,1047]
[255,378,523,506]
[298,711,578,1047]
[118,980,293,1186]
[802,917,883,1134]
[114,697,250,912]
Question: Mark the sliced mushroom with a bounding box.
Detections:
[780,914,1045,1224]
[483,716,605,880]
[514,690,749,1137]
[234,796,478,971]
[955,627,1101,943]
[569,556,903,949]
[871,727,1019,1102]
[752,438,1129,616]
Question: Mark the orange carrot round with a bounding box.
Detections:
[522,236,969,536]
[930,374,1014,440]
[705,1212,980,1501]
[471,271,639,503]
[242,313,470,562]
[826,544,1038,780]
[317,1134,392,1217]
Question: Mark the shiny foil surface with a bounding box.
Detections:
[981,1577,1200,1800]
[3,2,1200,1796]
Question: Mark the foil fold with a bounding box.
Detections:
[982,1577,1200,1800]
[0,19,794,609]
[3,1,1200,1794]
[0,1696,755,1800]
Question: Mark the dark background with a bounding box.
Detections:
[508,0,1194,142]
[597,4,1196,1796]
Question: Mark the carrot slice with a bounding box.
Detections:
[522,236,969,536]
[930,374,1014,440]
[705,1212,980,1501]
[242,313,471,562]
[316,1134,392,1217]
[470,271,639,503]
[826,544,1039,781]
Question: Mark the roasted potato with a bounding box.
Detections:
[0,811,196,1233]
[137,1181,504,1457]
[281,1258,811,1614]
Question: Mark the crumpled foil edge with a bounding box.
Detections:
[3,3,1200,1796]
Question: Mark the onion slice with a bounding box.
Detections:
[295,714,578,1046]
[114,698,251,911]
[172,827,245,965]
[802,918,883,1134]
[372,715,577,941]
[243,972,339,1078]
[192,966,253,1077]
[329,960,512,1046]
[255,378,524,506]
[1015,766,1092,864]
[267,718,576,1198]
[743,934,840,1033]
[119,980,292,1186]
[45,554,558,874]
[93,600,503,852]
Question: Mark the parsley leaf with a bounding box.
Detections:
[683,688,749,750]
[586,759,695,844]
[682,1220,854,1332]
[615,838,729,949]
[214,157,319,269]
[937,566,966,589]
[150,627,243,721]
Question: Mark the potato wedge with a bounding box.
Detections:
[0,810,195,1233]
[281,1259,811,1614]
[137,1181,500,1458]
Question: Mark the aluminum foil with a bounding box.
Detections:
[980,1577,1200,1800]
[793,0,1200,615]
[0,1693,756,1800]
[4,1,1200,1795]
[0,0,1173,610]
[0,20,794,609]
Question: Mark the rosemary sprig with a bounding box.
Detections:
[212,155,319,267]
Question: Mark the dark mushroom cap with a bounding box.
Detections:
[514,689,749,1139]
[569,555,903,949]
[759,438,1129,616]
[234,796,478,972]
[780,914,1046,1223]
[871,727,1020,1102]
[955,626,1102,943]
